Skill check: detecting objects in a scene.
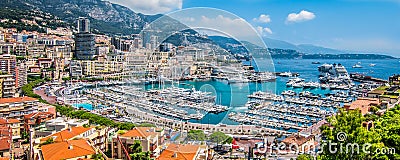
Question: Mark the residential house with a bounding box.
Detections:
[111,127,165,159]
[0,96,39,119]
[0,118,20,139]
[281,133,316,153]
[157,143,201,160]
[23,112,55,133]
[0,126,11,158]
[344,98,380,115]
[38,125,108,152]
[39,139,96,160]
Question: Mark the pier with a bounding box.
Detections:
[350,73,388,83]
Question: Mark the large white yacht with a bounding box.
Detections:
[318,63,351,83]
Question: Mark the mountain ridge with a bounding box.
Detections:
[0,0,161,35]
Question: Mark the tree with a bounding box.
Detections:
[210,131,232,144]
[297,154,313,160]
[129,140,150,160]
[372,105,400,159]
[320,108,392,160]
[187,130,207,141]
[21,131,30,144]
[39,137,54,146]
[91,153,104,160]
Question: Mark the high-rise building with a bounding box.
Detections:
[16,62,27,89]
[74,17,96,60]
[0,54,21,94]
[0,97,38,119]
[0,54,16,76]
[0,74,16,98]
[77,17,90,33]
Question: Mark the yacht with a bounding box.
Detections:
[352,64,362,68]
[318,63,351,83]
[369,63,376,67]
[292,82,304,88]
[286,77,304,87]
[280,72,292,77]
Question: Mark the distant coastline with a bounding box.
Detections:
[252,48,399,59]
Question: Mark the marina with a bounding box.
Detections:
[47,58,399,134]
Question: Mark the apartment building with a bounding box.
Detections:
[38,125,108,152]
[0,74,15,98]
[0,97,38,119]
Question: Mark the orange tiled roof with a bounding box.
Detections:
[121,127,159,138]
[0,97,38,104]
[347,98,379,115]
[157,143,200,160]
[0,118,20,125]
[24,112,54,119]
[282,134,315,146]
[0,127,11,137]
[41,139,95,160]
[41,126,93,143]
[0,137,10,151]
[0,157,9,160]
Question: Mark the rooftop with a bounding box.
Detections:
[157,143,200,160]
[282,134,315,146]
[0,97,38,104]
[41,139,95,160]
[41,126,93,143]
[0,118,20,125]
[345,98,379,115]
[121,127,161,138]
[0,137,10,151]
[24,111,54,119]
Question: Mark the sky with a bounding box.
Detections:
[109,0,400,56]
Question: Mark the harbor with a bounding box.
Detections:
[43,58,398,136]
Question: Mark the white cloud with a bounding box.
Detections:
[108,0,182,14]
[256,26,273,35]
[286,10,316,23]
[253,14,271,23]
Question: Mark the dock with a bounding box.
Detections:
[350,73,387,83]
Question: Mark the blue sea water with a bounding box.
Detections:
[158,59,400,125]
[86,58,399,125]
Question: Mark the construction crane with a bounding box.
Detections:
[116,136,131,160]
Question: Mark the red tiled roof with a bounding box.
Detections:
[345,98,379,115]
[41,139,95,160]
[0,137,10,151]
[282,134,315,146]
[0,118,20,125]
[41,126,93,143]
[0,97,38,104]
[157,143,200,160]
[24,112,54,119]
[121,127,159,138]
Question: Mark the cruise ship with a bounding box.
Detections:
[318,63,351,83]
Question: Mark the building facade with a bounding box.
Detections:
[0,74,16,98]
[0,97,38,119]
